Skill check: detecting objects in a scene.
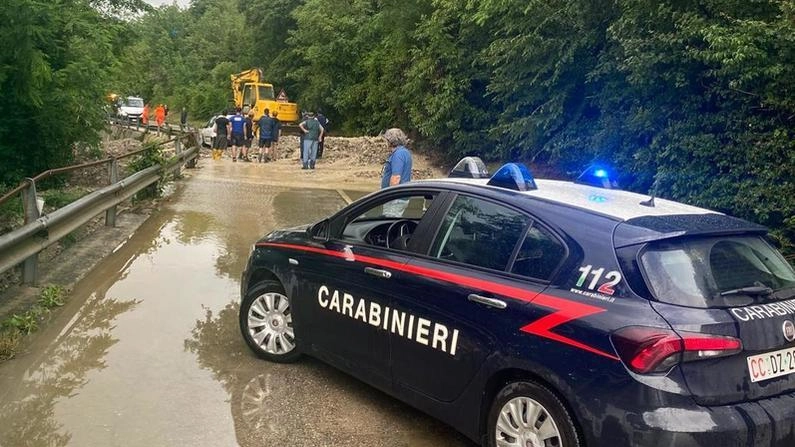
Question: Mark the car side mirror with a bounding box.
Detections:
[308,219,330,241]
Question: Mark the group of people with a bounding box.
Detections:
[141,103,173,135]
[211,107,282,163]
[207,107,413,191]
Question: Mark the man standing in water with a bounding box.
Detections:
[298,111,324,170]
[229,108,247,162]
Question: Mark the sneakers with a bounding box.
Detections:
[232,157,237,162]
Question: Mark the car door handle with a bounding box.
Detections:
[467,294,507,310]
[364,267,392,279]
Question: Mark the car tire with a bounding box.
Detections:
[486,381,580,447]
[239,280,301,363]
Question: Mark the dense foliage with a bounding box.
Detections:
[0,0,148,185]
[1,0,793,253]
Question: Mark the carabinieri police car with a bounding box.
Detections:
[239,158,795,447]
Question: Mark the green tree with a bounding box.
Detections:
[0,0,144,185]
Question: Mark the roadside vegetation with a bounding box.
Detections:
[0,0,792,256]
[127,142,167,201]
[0,285,67,361]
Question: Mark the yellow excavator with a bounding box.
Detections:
[230,69,299,123]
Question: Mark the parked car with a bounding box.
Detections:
[199,115,219,147]
[200,113,236,147]
[116,96,145,122]
[239,158,795,447]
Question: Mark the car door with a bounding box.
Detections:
[391,193,568,402]
[297,189,444,389]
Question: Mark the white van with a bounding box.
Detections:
[116,96,145,121]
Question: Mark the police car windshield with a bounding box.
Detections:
[640,235,795,308]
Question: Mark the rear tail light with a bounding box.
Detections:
[611,326,742,374]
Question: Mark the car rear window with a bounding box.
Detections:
[640,235,795,308]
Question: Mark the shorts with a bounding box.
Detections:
[245,138,253,148]
[259,138,272,148]
[214,135,228,149]
[231,133,245,146]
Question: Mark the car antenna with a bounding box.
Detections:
[639,195,655,207]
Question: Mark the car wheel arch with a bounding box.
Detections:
[478,367,585,446]
[248,267,281,290]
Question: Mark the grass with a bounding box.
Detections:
[39,285,66,308]
[0,284,67,361]
[0,196,24,229]
[41,187,89,209]
[0,329,21,361]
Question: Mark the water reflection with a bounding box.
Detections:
[184,302,474,446]
[0,294,139,447]
[0,202,176,446]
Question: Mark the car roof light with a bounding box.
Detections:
[486,163,537,191]
[576,164,620,189]
[448,156,489,179]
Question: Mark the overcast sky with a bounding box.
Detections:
[144,0,190,7]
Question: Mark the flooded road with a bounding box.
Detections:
[0,160,474,446]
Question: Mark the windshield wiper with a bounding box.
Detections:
[720,286,774,297]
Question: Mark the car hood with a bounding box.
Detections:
[258,224,312,244]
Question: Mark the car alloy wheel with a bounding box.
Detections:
[240,280,301,363]
[247,291,295,354]
[488,381,580,447]
[495,396,562,447]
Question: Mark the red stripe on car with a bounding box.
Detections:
[258,242,619,361]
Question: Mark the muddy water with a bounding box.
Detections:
[0,161,473,447]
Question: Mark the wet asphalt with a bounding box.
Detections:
[0,159,474,446]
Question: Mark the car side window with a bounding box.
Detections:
[356,195,431,220]
[341,193,436,248]
[510,224,566,280]
[430,195,528,271]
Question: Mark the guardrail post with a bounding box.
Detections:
[174,138,182,177]
[186,133,198,169]
[105,159,119,227]
[21,178,40,284]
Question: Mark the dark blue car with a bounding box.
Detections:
[239,160,795,446]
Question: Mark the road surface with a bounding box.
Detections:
[0,158,474,447]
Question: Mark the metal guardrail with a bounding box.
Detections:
[108,115,192,136]
[0,128,199,285]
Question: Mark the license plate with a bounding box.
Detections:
[747,347,795,383]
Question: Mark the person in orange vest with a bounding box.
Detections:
[142,103,150,127]
[155,104,166,135]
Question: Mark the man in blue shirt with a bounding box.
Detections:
[229,108,247,162]
[257,108,274,163]
[380,128,413,217]
[381,128,412,188]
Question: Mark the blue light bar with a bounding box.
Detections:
[576,165,620,189]
[486,163,537,191]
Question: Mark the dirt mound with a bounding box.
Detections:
[272,135,441,181]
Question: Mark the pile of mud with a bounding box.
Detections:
[283,135,438,180]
